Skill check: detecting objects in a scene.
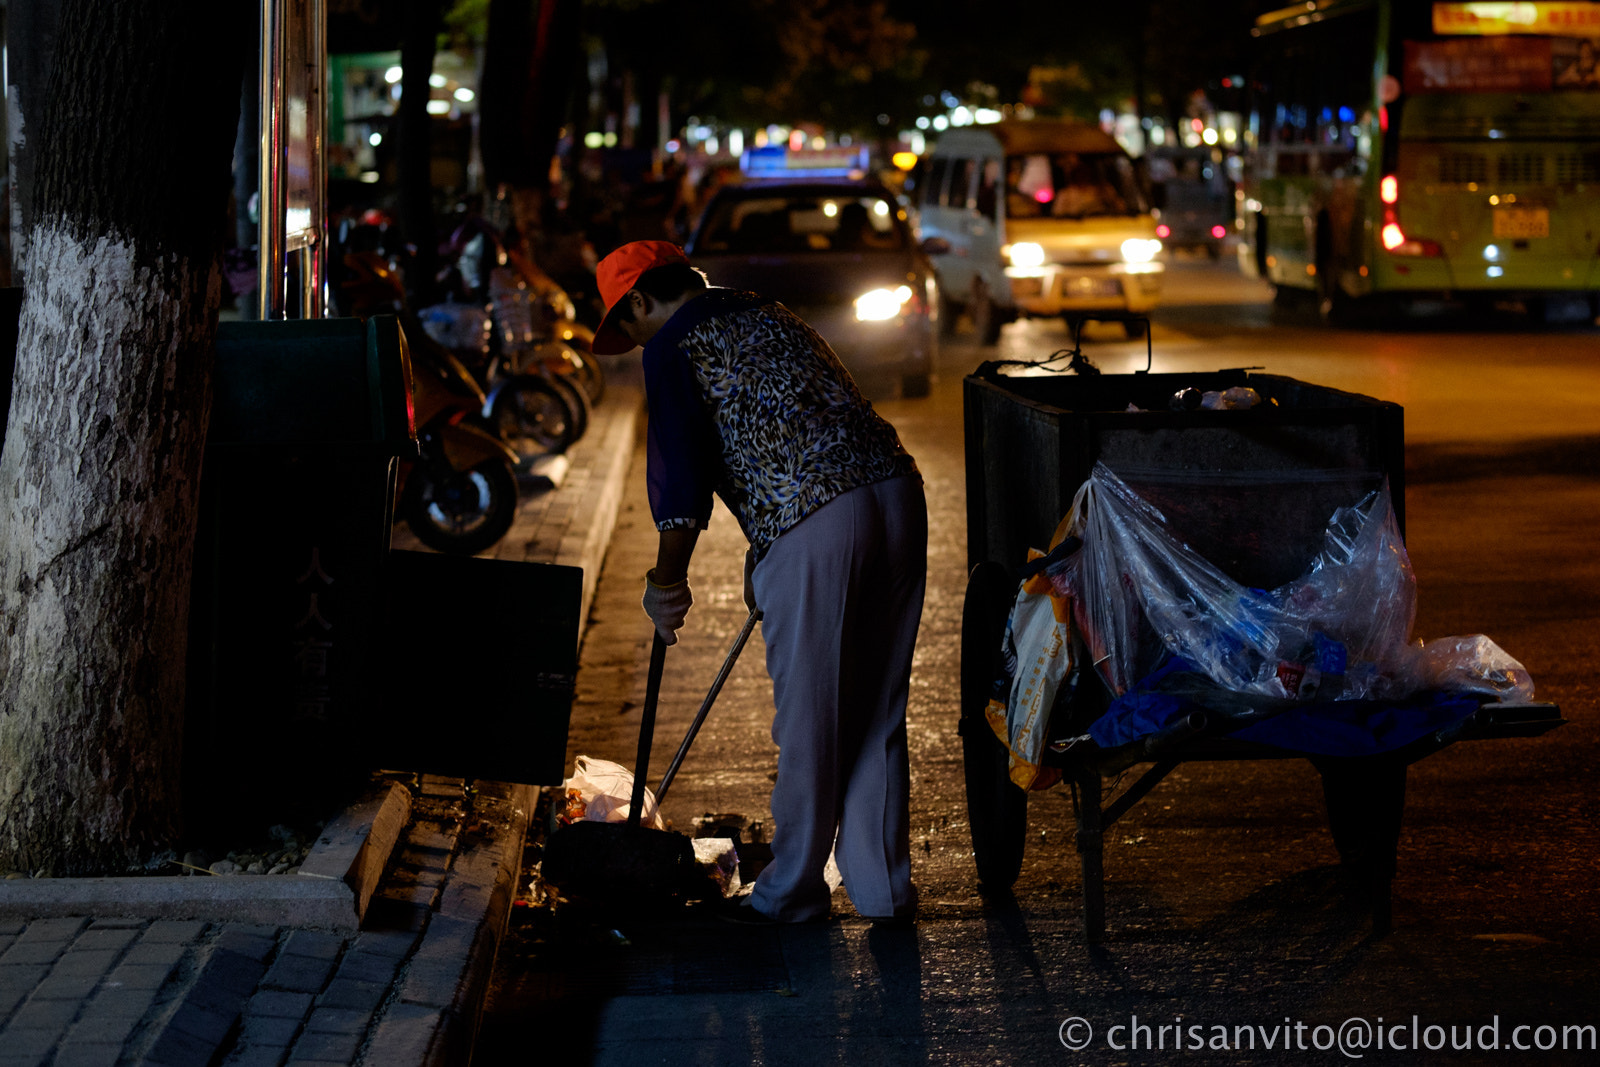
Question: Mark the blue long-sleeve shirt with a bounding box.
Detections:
[642,288,919,558]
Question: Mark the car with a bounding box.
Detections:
[684,176,940,398]
[1147,146,1234,259]
[917,121,1164,343]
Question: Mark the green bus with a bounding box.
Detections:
[1240,0,1600,320]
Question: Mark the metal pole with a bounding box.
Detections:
[258,0,286,319]
[301,0,326,317]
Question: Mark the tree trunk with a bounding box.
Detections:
[480,0,582,251]
[0,0,245,876]
[480,0,538,190]
[398,0,443,306]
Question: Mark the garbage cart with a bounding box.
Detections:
[958,361,1566,942]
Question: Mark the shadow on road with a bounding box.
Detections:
[1266,292,1600,336]
[1407,436,1600,485]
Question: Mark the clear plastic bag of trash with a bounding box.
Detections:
[1200,385,1262,410]
[559,756,666,831]
[1044,463,1533,705]
[1403,634,1534,701]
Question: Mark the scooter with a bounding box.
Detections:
[397,325,523,556]
[415,294,585,457]
[498,250,607,405]
[445,221,607,413]
[339,250,524,555]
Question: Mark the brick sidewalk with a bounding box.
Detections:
[0,371,643,1067]
[0,776,533,1067]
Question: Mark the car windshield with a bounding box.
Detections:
[1005,152,1148,219]
[696,194,907,254]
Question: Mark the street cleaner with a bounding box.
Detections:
[591,240,926,926]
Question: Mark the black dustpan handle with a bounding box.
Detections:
[627,631,668,831]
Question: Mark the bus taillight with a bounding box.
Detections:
[1380,175,1398,204]
[1381,221,1443,258]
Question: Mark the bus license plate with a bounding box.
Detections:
[1493,208,1549,239]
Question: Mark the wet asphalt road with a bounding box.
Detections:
[477,259,1600,1066]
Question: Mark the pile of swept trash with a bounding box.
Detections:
[533,756,818,905]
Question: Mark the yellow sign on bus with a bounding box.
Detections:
[1434,2,1600,36]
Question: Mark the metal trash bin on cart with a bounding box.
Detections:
[958,363,1565,943]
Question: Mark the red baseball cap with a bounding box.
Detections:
[592,240,691,355]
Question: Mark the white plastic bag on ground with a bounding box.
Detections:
[560,755,666,831]
[691,838,742,897]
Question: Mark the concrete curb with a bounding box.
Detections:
[0,784,412,931]
[363,780,536,1066]
[555,386,641,636]
[297,782,414,921]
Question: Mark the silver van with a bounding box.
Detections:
[916,121,1163,342]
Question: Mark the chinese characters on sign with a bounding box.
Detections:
[1405,36,1600,91]
[1406,38,1556,92]
[1423,4,1600,92]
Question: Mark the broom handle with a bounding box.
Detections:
[627,631,669,831]
[655,609,760,806]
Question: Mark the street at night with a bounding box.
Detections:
[478,258,1600,1064]
[5,2,1600,1065]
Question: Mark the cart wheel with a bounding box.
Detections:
[960,561,1027,891]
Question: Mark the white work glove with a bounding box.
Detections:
[642,569,693,645]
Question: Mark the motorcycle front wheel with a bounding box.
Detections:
[404,459,518,555]
[544,370,592,443]
[491,374,579,455]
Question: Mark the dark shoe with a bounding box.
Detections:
[864,886,919,928]
[715,897,782,926]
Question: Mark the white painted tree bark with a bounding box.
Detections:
[0,0,245,875]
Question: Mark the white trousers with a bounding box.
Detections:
[748,475,927,921]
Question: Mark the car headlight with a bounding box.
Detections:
[1121,238,1162,264]
[1005,241,1046,268]
[854,285,914,322]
